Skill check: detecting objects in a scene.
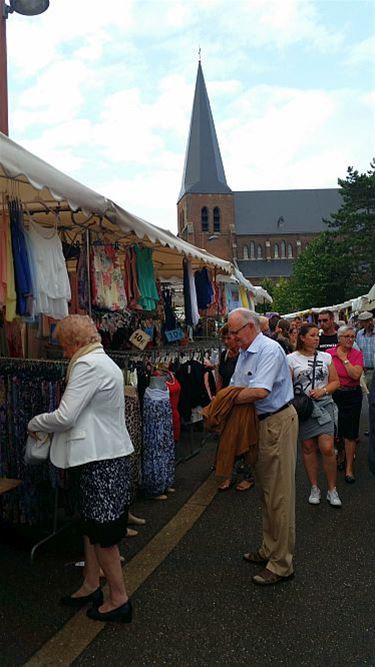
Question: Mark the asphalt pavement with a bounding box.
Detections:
[1,408,375,666]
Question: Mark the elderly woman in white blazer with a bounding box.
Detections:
[28,315,134,624]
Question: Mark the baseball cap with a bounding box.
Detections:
[358,311,373,321]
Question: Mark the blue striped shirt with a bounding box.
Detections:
[356,329,375,368]
[230,333,294,415]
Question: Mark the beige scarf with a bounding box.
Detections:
[66,342,103,383]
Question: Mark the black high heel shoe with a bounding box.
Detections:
[87,599,132,623]
[61,587,103,608]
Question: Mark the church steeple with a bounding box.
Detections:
[178,61,231,202]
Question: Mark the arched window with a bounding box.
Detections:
[179,209,185,231]
[257,244,263,259]
[201,206,209,232]
[274,243,279,259]
[213,206,221,233]
[243,245,249,260]
[281,241,286,259]
[287,243,293,258]
[296,240,302,256]
[250,241,255,259]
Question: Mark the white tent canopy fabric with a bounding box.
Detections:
[0,132,232,275]
[282,284,375,320]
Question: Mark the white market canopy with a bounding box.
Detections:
[282,283,375,320]
[0,132,232,278]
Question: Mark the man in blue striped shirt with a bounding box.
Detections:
[228,308,298,586]
[356,311,375,392]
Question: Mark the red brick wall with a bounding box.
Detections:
[177,193,236,261]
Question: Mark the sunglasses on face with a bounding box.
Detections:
[318,319,329,323]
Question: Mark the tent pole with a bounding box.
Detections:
[85,228,92,318]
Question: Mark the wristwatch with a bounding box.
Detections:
[343,360,349,365]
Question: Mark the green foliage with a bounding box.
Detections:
[269,159,375,313]
[325,160,375,293]
[290,232,351,310]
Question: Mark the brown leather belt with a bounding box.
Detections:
[258,401,292,422]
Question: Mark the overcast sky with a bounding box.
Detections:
[6,0,375,233]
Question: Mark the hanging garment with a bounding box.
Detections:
[194,268,214,310]
[124,386,142,505]
[183,259,193,326]
[4,219,17,322]
[141,386,175,496]
[25,221,71,320]
[134,246,159,311]
[184,260,199,326]
[124,247,141,309]
[239,286,250,309]
[77,243,89,311]
[225,284,241,312]
[9,203,33,316]
[0,211,8,306]
[176,359,208,421]
[91,244,127,310]
[166,374,181,441]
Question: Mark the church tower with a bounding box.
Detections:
[177,61,236,262]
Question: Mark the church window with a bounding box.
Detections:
[213,207,221,233]
[257,244,263,259]
[250,241,255,259]
[281,241,286,259]
[201,207,209,232]
[287,243,293,258]
[296,240,302,256]
[274,243,279,259]
[243,245,249,260]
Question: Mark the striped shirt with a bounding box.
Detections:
[356,329,375,369]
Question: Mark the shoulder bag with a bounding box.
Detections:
[292,352,317,422]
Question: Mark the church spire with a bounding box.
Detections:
[178,61,231,202]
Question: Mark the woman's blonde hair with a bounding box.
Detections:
[55,315,101,348]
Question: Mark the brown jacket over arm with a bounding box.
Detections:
[201,386,259,478]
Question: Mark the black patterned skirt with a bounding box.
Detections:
[79,455,131,547]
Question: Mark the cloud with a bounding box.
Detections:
[345,35,375,67]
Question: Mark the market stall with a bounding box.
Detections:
[0,131,239,551]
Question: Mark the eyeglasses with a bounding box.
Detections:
[229,323,250,336]
[341,335,355,340]
[318,319,329,323]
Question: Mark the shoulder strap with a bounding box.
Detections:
[311,351,318,389]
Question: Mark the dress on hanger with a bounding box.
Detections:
[25,220,71,320]
[134,246,159,312]
[141,386,175,496]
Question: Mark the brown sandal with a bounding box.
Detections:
[252,568,294,586]
[236,480,254,492]
[243,551,268,564]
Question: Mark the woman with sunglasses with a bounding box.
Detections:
[288,324,341,506]
[327,326,364,483]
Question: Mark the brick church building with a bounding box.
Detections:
[177,61,342,285]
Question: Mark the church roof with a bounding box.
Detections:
[178,62,232,202]
[234,188,341,235]
[238,259,294,278]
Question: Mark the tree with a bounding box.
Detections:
[325,160,375,294]
[290,231,351,309]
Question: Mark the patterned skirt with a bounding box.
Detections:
[79,455,131,547]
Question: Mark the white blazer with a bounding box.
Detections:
[28,349,134,469]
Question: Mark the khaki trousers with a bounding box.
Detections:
[255,405,298,577]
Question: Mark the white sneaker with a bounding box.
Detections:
[308,485,321,504]
[327,488,342,507]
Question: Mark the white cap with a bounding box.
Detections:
[358,311,373,321]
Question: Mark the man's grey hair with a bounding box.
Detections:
[228,308,261,332]
[337,324,355,339]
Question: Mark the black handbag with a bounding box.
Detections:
[292,352,317,421]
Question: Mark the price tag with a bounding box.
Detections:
[129,328,152,350]
[165,328,184,343]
